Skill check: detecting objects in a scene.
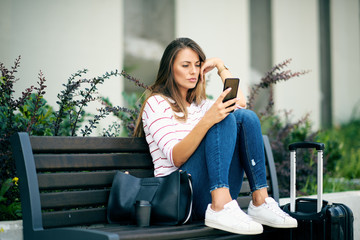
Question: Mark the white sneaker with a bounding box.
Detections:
[247,197,298,228]
[205,200,263,235]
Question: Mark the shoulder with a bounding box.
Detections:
[147,95,167,104]
[145,95,172,108]
[143,95,173,116]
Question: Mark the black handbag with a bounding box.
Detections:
[107,170,193,225]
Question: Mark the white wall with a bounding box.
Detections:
[175,0,250,100]
[331,0,360,124]
[2,0,359,133]
[272,0,321,129]
[0,0,124,134]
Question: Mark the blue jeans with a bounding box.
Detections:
[180,109,268,220]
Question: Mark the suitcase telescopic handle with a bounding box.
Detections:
[289,141,325,213]
[288,142,325,151]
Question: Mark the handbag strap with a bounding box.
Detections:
[135,178,160,202]
[182,175,193,224]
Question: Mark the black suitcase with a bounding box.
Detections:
[282,142,354,240]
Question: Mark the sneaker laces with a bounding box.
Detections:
[263,198,290,218]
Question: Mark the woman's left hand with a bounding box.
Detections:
[200,58,224,82]
[201,57,246,108]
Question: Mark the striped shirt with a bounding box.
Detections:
[142,95,214,177]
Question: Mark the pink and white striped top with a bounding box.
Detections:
[142,95,214,177]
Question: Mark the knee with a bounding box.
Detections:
[244,109,260,122]
[220,113,237,128]
[233,109,260,125]
[208,113,237,134]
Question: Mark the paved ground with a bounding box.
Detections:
[279,190,360,240]
[0,220,22,240]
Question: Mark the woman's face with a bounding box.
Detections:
[172,48,201,96]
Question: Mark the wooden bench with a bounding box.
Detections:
[11,132,281,240]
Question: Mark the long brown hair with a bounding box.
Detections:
[134,38,207,137]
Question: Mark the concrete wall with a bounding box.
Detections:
[175,0,250,100]
[123,0,175,94]
[249,0,273,113]
[0,0,124,134]
[272,0,360,128]
[272,0,321,129]
[1,0,359,131]
[175,0,360,129]
[331,0,360,124]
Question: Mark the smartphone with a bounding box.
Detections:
[222,78,240,105]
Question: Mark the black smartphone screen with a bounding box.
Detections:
[222,78,240,103]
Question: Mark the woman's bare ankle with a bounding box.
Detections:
[210,188,232,211]
[252,187,269,206]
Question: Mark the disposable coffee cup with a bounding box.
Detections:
[135,200,151,227]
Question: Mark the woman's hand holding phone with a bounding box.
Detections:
[222,78,240,112]
[203,88,239,126]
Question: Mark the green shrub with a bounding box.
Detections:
[0,178,21,220]
[246,59,360,196]
[0,56,120,220]
[316,116,360,180]
[246,59,318,197]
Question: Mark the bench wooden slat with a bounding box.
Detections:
[39,181,265,210]
[237,196,252,209]
[93,223,281,240]
[40,189,110,209]
[37,170,154,190]
[34,153,153,171]
[240,181,251,193]
[94,223,211,233]
[90,222,235,240]
[100,223,231,240]
[42,208,107,228]
[30,136,149,153]
[37,171,115,190]
[263,135,280,201]
[36,171,270,195]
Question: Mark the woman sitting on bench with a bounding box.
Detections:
[134,37,297,235]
